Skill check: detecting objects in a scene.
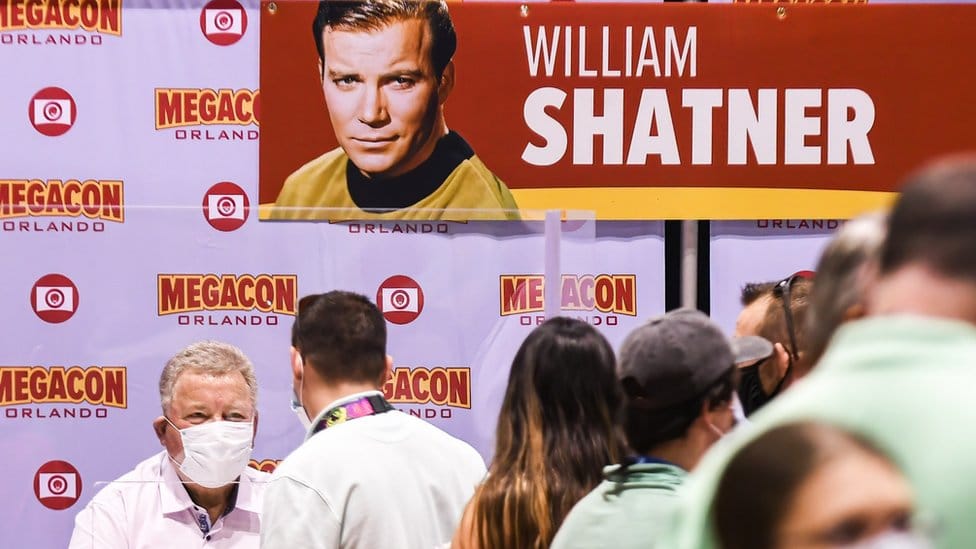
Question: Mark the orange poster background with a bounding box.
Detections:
[259,3,976,218]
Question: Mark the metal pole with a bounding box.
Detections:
[681,220,698,309]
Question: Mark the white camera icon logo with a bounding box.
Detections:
[208,194,245,220]
[33,99,72,125]
[204,9,242,35]
[38,472,78,500]
[35,286,74,312]
[382,288,418,312]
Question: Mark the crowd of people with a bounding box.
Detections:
[67,154,976,549]
[60,0,976,542]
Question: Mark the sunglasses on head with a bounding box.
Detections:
[772,270,814,361]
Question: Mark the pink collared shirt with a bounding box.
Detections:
[69,451,268,549]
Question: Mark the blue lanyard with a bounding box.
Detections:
[628,455,684,470]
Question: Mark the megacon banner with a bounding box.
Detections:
[0,0,970,547]
[0,4,666,548]
[259,2,976,220]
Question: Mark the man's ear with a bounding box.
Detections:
[290,346,304,385]
[437,61,455,105]
[318,58,324,82]
[152,416,168,446]
[773,342,791,375]
[758,343,791,395]
[379,355,394,387]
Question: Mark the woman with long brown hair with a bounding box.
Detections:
[452,317,624,549]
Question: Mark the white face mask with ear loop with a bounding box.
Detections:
[707,400,737,440]
[843,530,933,549]
[290,354,313,431]
[165,418,254,489]
[291,392,312,431]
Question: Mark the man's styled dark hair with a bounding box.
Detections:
[312,0,458,78]
[622,367,736,455]
[291,291,388,384]
[881,157,976,285]
[740,281,776,306]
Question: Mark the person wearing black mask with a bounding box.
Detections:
[734,272,813,416]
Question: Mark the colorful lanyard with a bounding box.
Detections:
[311,394,394,435]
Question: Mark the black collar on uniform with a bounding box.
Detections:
[346,131,474,212]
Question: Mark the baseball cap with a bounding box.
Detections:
[618,308,773,411]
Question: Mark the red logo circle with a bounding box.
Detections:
[28,87,77,137]
[31,274,79,324]
[202,181,250,231]
[34,460,82,510]
[376,275,424,325]
[200,0,247,46]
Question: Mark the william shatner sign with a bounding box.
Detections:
[260,2,976,219]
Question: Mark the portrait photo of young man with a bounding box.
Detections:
[268,0,520,221]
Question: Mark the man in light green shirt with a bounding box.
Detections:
[667,157,976,549]
[551,309,772,549]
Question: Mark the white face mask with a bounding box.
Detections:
[291,354,313,432]
[166,418,253,489]
[844,531,933,549]
[291,392,312,431]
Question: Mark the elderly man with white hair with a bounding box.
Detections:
[69,340,268,548]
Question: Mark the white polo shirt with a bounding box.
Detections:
[68,450,268,549]
[261,391,487,549]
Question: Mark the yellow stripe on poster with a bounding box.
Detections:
[510,187,897,220]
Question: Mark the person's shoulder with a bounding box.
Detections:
[403,414,485,466]
[456,154,520,215]
[283,147,346,185]
[269,439,318,479]
[270,422,369,480]
[87,452,166,502]
[271,147,350,217]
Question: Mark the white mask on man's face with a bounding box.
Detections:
[291,392,312,431]
[290,355,313,431]
[166,418,253,488]
[843,531,932,549]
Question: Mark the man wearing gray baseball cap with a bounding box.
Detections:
[551,308,772,549]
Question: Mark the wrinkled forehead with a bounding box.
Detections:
[170,369,253,407]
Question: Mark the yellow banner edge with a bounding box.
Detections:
[510,187,897,220]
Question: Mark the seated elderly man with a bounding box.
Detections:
[69,341,268,548]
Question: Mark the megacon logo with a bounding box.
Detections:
[31,274,78,323]
[0,0,122,47]
[376,275,424,325]
[500,274,638,326]
[200,0,246,46]
[202,181,249,231]
[157,274,297,326]
[29,87,76,136]
[0,178,124,233]
[155,88,259,141]
[1,366,127,419]
[383,366,471,420]
[34,460,82,510]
